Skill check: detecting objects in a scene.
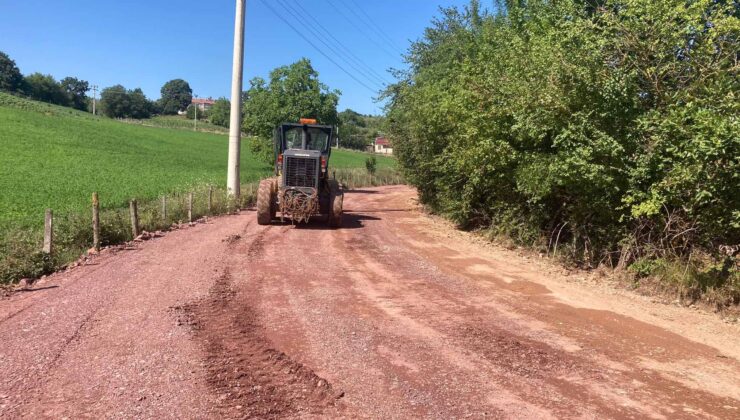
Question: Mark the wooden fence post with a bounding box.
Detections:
[161,196,167,221]
[129,200,140,238]
[43,209,53,255]
[188,192,193,223]
[208,186,213,214]
[92,192,100,251]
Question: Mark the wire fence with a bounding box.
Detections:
[1,168,404,285]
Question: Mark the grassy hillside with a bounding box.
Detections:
[0,92,394,230]
[121,115,231,135]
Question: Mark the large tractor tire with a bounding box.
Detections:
[327,179,343,228]
[256,178,276,225]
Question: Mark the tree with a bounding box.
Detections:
[60,77,89,111]
[338,109,385,150]
[0,51,26,93]
[383,0,739,278]
[209,98,231,127]
[25,73,69,106]
[128,88,154,119]
[99,85,154,119]
[159,79,192,115]
[100,85,130,118]
[242,58,340,140]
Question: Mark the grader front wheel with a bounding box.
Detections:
[256,178,276,225]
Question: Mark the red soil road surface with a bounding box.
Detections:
[1,185,739,419]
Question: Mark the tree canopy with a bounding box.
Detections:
[60,77,89,111]
[25,73,69,106]
[242,58,340,139]
[100,85,154,119]
[0,51,26,93]
[384,0,739,285]
[242,58,340,162]
[159,79,192,115]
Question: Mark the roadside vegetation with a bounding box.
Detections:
[385,0,739,308]
[338,109,386,151]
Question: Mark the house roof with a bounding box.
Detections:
[375,137,390,146]
[192,98,216,105]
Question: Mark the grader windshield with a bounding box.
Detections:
[283,126,330,151]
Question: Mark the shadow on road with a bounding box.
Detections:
[270,213,381,230]
[344,209,413,213]
[344,189,380,194]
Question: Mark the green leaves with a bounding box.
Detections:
[242,58,340,144]
[159,79,193,115]
[385,0,739,264]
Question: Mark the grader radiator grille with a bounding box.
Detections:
[285,156,318,188]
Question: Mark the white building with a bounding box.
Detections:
[374,137,393,155]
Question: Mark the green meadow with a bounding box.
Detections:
[0,92,394,230]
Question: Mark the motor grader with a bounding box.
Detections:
[256,119,343,227]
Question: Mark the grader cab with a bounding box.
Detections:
[256,119,343,227]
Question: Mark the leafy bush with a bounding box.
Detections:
[185,104,209,120]
[365,156,377,175]
[209,98,231,127]
[384,0,739,296]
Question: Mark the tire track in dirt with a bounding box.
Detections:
[1,187,737,419]
[176,228,342,419]
[327,188,739,419]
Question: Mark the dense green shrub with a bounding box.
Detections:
[385,0,738,294]
[209,98,231,127]
[365,156,377,175]
[185,104,209,120]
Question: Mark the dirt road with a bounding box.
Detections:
[1,185,738,419]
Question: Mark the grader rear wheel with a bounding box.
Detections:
[256,178,276,225]
[327,179,343,228]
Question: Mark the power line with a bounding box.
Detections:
[273,0,387,89]
[257,0,380,94]
[288,0,392,86]
[324,0,400,60]
[345,0,404,53]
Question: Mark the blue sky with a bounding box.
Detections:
[0,0,474,115]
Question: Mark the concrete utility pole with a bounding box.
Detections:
[194,94,198,132]
[227,0,246,197]
[91,85,98,115]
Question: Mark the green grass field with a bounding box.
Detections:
[121,115,232,135]
[0,92,394,230]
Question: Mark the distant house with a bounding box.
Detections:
[192,97,216,111]
[374,137,393,155]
